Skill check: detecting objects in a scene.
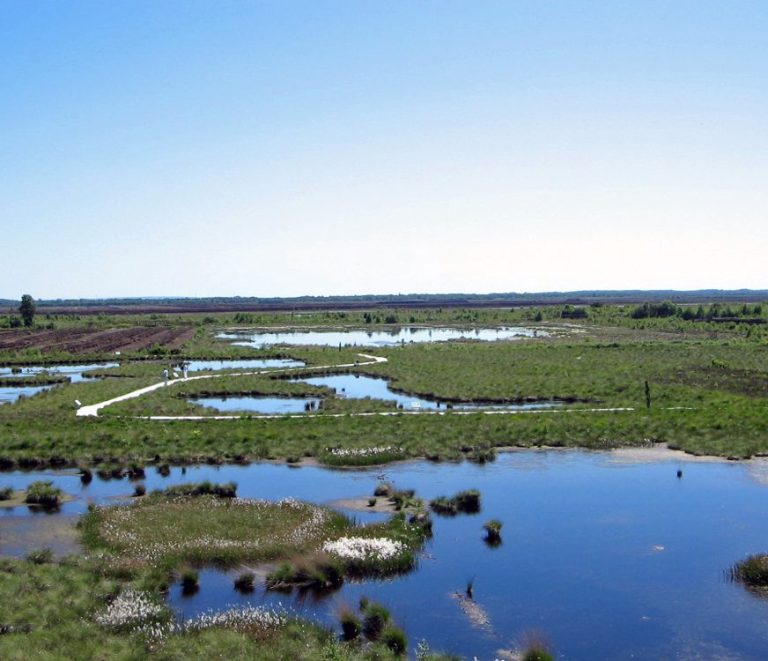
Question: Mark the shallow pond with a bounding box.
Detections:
[0,384,50,405]
[183,358,305,372]
[292,373,557,411]
[0,363,118,405]
[3,451,768,659]
[218,326,543,348]
[0,363,119,383]
[190,395,321,414]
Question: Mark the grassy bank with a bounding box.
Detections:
[0,555,451,660]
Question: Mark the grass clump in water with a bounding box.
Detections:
[0,487,13,501]
[180,567,199,594]
[430,489,481,516]
[265,554,344,591]
[233,571,255,593]
[483,519,503,545]
[338,607,362,640]
[156,480,237,498]
[24,481,62,509]
[362,602,390,640]
[729,553,768,591]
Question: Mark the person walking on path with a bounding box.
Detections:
[162,368,169,385]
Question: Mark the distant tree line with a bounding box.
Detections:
[631,301,764,321]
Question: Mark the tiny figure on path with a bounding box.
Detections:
[182,362,188,379]
[163,368,169,385]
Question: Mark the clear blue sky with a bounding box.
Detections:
[1,1,766,298]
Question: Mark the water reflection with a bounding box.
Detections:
[190,395,321,414]
[2,451,768,659]
[0,363,118,405]
[218,326,544,348]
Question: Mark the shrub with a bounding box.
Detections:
[158,481,237,498]
[430,489,481,515]
[24,481,62,508]
[408,511,433,535]
[454,489,481,513]
[132,483,146,497]
[390,489,420,511]
[27,548,53,564]
[368,497,377,507]
[429,496,459,516]
[234,571,256,593]
[382,625,407,655]
[521,631,554,661]
[126,465,145,480]
[339,608,362,640]
[730,554,768,588]
[429,496,458,516]
[266,555,344,590]
[362,602,390,640]
[522,648,554,661]
[483,519,503,542]
[180,568,199,593]
[374,481,394,497]
[0,487,13,500]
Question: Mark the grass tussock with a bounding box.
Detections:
[729,553,768,591]
[24,481,63,509]
[430,490,481,516]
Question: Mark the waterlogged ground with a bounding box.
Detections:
[217,326,544,348]
[0,363,117,405]
[3,451,768,659]
[191,373,560,414]
[292,373,559,412]
[190,395,322,414]
[183,358,305,372]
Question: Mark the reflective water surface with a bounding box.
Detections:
[0,363,118,405]
[2,451,768,659]
[190,395,321,414]
[218,326,544,348]
[184,358,305,372]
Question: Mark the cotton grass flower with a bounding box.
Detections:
[322,536,404,561]
[94,589,166,632]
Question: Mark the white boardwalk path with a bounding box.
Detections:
[76,353,387,417]
[76,352,690,420]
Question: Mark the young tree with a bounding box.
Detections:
[19,294,36,327]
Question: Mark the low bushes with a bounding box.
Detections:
[156,481,237,498]
[430,489,481,516]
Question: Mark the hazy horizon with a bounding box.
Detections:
[2,1,766,298]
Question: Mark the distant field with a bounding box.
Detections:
[0,326,193,356]
[0,302,767,465]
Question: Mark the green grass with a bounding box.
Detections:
[2,309,768,468]
[729,554,768,591]
[0,556,449,660]
[0,557,138,659]
[430,490,481,516]
[24,481,63,508]
[80,493,350,569]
